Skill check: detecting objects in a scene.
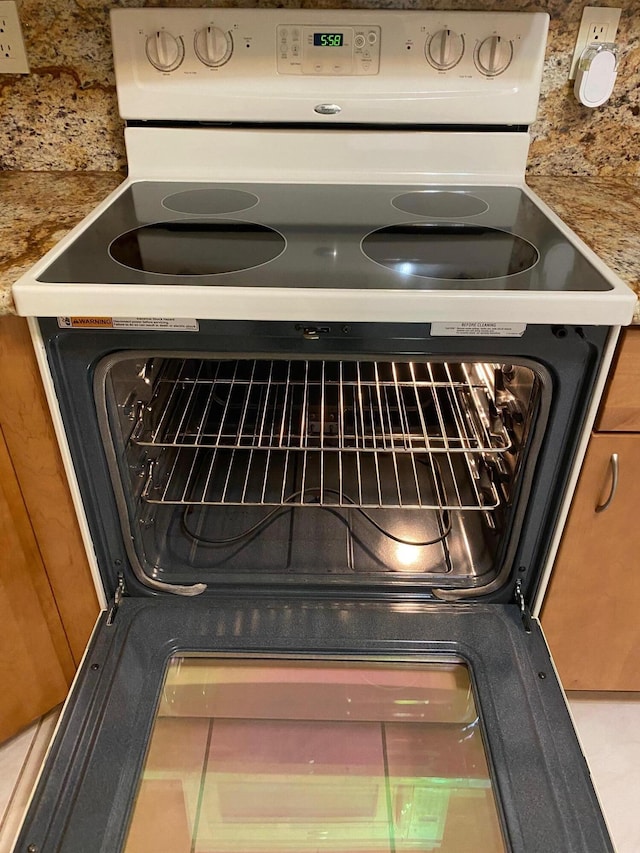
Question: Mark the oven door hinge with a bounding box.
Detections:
[515,579,532,634]
[106,573,126,626]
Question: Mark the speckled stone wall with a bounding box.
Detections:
[0,0,638,174]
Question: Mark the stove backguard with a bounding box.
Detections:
[40,320,608,603]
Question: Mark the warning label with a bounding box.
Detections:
[57,316,113,328]
[57,317,200,332]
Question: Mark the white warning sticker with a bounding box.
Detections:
[57,317,199,331]
[430,322,527,338]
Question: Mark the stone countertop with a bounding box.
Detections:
[527,176,640,324]
[1,171,639,321]
[0,171,123,316]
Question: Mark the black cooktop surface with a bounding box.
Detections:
[39,182,611,293]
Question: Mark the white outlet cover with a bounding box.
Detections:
[569,6,621,80]
[0,0,29,74]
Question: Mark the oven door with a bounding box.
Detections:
[14,597,611,853]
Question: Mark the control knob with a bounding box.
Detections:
[145,30,184,72]
[426,29,465,71]
[474,35,513,77]
[194,25,233,67]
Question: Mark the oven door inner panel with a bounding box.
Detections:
[15,597,612,853]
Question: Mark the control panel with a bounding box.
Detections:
[276,25,381,75]
[111,9,549,124]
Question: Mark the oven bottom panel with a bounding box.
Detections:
[16,599,612,853]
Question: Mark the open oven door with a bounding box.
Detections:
[14,595,611,853]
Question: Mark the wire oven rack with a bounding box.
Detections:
[134,359,511,511]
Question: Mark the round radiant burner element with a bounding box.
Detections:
[362,223,539,280]
[109,220,285,276]
[392,191,489,218]
[162,188,259,215]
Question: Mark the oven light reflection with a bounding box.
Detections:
[395,543,423,568]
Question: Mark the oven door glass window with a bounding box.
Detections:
[123,657,506,852]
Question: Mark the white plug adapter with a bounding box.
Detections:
[574,42,619,108]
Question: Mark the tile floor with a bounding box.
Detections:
[567,693,640,853]
[0,707,60,853]
[0,694,638,852]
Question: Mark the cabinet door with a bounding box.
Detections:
[542,433,640,691]
[0,316,98,665]
[0,426,72,743]
[596,329,640,431]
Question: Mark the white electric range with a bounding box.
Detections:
[10,8,636,853]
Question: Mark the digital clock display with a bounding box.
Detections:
[313,33,344,47]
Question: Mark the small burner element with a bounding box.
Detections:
[162,188,259,215]
[362,223,539,280]
[109,220,285,276]
[392,191,489,218]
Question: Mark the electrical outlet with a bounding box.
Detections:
[0,1,29,74]
[570,7,621,80]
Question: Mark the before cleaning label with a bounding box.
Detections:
[430,322,527,338]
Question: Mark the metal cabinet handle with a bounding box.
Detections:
[595,452,619,513]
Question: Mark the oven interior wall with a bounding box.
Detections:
[100,355,540,588]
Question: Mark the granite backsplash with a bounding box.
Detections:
[0,0,638,175]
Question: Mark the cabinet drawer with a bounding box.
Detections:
[542,432,640,690]
[597,328,640,431]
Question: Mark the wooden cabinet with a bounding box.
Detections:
[597,328,640,431]
[542,328,640,691]
[0,425,72,742]
[0,315,99,741]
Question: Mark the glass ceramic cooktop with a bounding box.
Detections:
[39,182,611,293]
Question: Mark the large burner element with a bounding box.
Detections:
[109,220,285,276]
[163,188,259,215]
[362,223,539,280]
[392,191,488,218]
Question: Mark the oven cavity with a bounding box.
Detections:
[99,356,540,590]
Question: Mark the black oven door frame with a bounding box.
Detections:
[15,597,612,852]
[38,318,609,607]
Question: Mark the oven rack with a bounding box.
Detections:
[131,358,512,456]
[140,445,502,511]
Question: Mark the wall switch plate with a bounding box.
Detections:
[570,6,621,80]
[0,1,29,74]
